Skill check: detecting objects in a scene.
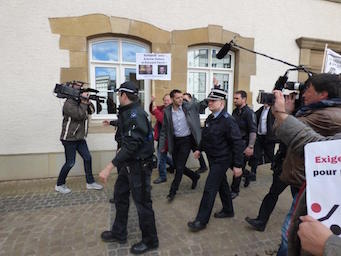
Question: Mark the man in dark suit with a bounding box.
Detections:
[159,89,207,202]
[249,104,276,181]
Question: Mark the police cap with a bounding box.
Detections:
[207,88,228,100]
[114,81,138,95]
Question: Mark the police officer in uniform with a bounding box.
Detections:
[187,88,244,232]
[99,81,158,254]
[230,90,257,199]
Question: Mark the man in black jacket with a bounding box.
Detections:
[230,90,257,198]
[99,81,158,255]
[187,88,244,232]
[249,104,276,181]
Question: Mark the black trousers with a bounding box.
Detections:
[190,137,207,169]
[257,170,288,223]
[230,140,247,193]
[170,135,199,195]
[257,170,300,224]
[195,159,233,224]
[111,161,158,244]
[250,135,275,175]
[230,158,248,193]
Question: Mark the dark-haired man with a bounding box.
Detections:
[159,89,207,201]
[246,74,341,240]
[99,81,158,255]
[269,85,341,256]
[273,73,341,256]
[249,103,276,181]
[230,90,257,199]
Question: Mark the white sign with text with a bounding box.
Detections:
[323,48,341,74]
[136,53,171,80]
[305,140,341,237]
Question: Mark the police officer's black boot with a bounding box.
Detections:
[130,240,159,254]
[101,231,127,244]
[191,174,200,189]
[214,210,234,218]
[167,192,175,202]
[245,217,266,232]
[243,170,251,187]
[187,220,206,232]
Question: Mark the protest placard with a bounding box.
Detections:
[136,53,171,80]
[305,140,341,236]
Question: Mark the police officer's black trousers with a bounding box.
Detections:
[111,161,158,244]
[170,135,199,195]
[195,159,233,224]
[230,156,248,193]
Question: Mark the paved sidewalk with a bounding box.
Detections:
[0,164,291,256]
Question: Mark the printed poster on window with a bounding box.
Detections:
[136,53,171,80]
[305,140,341,237]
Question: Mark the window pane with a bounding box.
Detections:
[125,68,145,107]
[188,72,207,101]
[122,42,147,62]
[188,49,208,67]
[212,49,231,68]
[95,67,117,114]
[92,41,118,61]
[213,73,229,92]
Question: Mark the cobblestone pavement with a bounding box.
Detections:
[0,164,291,256]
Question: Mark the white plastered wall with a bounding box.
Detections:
[0,0,341,179]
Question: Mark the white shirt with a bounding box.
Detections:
[258,106,270,135]
[172,105,191,137]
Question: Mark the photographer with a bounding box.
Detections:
[55,83,103,193]
[273,73,341,256]
[272,90,341,256]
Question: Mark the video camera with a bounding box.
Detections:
[257,67,312,106]
[54,81,105,112]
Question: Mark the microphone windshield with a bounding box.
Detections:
[216,42,231,59]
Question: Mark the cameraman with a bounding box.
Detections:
[274,73,341,256]
[272,90,341,256]
[55,83,103,193]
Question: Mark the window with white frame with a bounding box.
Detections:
[89,38,150,119]
[187,46,235,114]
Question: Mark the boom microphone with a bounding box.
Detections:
[216,40,233,59]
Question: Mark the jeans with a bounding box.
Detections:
[277,193,298,256]
[57,139,95,186]
[157,146,173,180]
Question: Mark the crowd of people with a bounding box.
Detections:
[55,74,341,255]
